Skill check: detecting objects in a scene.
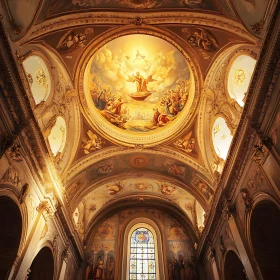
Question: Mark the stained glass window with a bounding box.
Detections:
[129,227,156,280]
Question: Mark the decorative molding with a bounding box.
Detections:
[131,16,145,26]
[19,183,29,204]
[7,143,23,162]
[61,243,71,262]
[207,248,216,263]
[2,0,22,34]
[23,12,256,44]
[225,203,237,219]
[219,235,226,255]
[36,200,55,218]
[52,234,59,251]
[251,144,266,164]
[240,188,252,213]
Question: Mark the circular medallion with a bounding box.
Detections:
[81,33,198,146]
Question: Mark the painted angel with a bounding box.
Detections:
[82,130,102,154]
[56,29,88,53]
[188,28,219,52]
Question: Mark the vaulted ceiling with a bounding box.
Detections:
[0,0,274,246]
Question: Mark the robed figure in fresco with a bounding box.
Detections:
[85,257,94,280]
[94,256,105,279]
[127,72,156,100]
[85,256,105,280]
[133,72,148,93]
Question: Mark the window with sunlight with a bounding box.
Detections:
[129,227,156,280]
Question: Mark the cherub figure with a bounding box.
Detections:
[82,130,102,154]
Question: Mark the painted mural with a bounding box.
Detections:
[85,215,117,280]
[165,215,198,280]
[86,34,194,132]
[72,177,206,235]
[85,209,197,280]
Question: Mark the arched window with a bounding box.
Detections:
[227,54,256,107]
[22,55,51,105]
[47,116,67,156]
[129,227,156,280]
[123,220,164,280]
[212,117,233,160]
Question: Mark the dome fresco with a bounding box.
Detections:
[83,34,196,145]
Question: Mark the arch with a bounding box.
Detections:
[28,247,54,280]
[122,218,165,280]
[250,200,280,279]
[0,196,22,279]
[224,250,247,280]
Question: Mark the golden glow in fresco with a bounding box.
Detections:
[86,34,193,133]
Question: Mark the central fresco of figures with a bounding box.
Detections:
[87,34,193,132]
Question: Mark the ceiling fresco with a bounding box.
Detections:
[34,26,115,77]
[72,177,206,237]
[66,152,214,209]
[231,0,271,37]
[164,25,249,77]
[84,34,194,133]
[5,0,41,34]
[1,0,272,256]
[47,0,218,17]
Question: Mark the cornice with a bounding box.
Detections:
[19,11,257,44]
[197,2,280,259]
[249,9,280,131]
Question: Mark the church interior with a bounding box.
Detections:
[0,0,279,279]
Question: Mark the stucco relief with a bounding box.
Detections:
[0,165,22,188]
[81,130,103,154]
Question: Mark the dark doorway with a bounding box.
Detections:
[0,196,22,280]
[250,201,280,279]
[224,250,247,280]
[28,247,54,280]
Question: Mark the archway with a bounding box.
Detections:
[250,200,280,279]
[0,196,22,279]
[28,247,54,280]
[224,250,247,280]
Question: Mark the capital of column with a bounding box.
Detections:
[36,200,55,218]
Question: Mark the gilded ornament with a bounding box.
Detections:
[240,188,252,212]
[82,130,103,154]
[8,143,23,162]
[174,131,195,154]
[234,68,246,86]
[107,183,123,195]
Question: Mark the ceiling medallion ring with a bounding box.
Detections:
[77,26,201,147]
